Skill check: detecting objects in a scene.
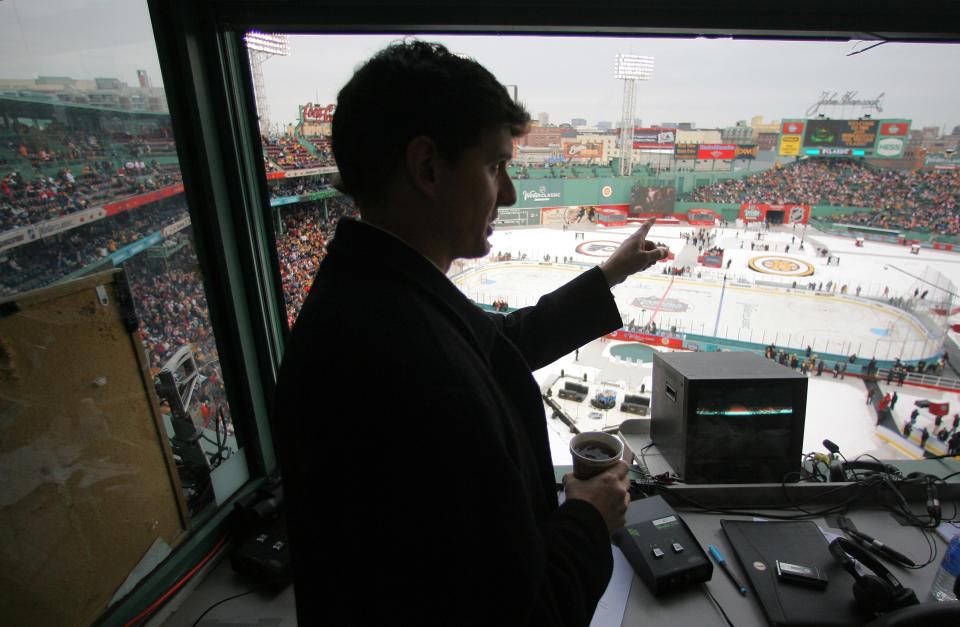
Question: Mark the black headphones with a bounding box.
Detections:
[828,537,919,616]
[828,460,900,482]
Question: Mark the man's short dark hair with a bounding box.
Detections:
[332,40,530,207]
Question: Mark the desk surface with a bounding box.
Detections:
[156,500,958,627]
[620,504,958,627]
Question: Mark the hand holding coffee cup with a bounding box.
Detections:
[570,431,624,480]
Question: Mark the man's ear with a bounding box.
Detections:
[405,135,439,199]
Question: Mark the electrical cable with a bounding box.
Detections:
[846,40,888,57]
[704,584,737,627]
[189,587,261,627]
[639,442,654,473]
[650,477,883,520]
[122,533,229,627]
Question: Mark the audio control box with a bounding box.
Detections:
[613,495,713,595]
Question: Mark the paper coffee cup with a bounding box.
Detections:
[570,431,623,479]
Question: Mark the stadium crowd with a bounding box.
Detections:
[124,247,229,427]
[274,196,357,327]
[268,175,332,199]
[1,161,182,231]
[262,136,336,171]
[3,122,176,168]
[0,195,188,295]
[684,158,960,235]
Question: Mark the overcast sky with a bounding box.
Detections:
[262,35,960,132]
[2,1,959,133]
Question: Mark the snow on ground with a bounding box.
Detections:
[453,222,960,468]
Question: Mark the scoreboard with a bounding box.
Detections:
[778,118,910,158]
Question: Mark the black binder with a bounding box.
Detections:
[721,519,866,627]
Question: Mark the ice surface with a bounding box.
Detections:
[452,223,960,464]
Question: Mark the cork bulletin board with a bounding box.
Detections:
[0,270,188,627]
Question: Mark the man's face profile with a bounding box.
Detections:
[432,125,517,260]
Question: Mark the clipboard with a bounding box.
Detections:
[720,519,866,627]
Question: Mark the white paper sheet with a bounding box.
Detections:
[590,545,633,627]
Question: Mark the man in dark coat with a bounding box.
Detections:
[274,41,667,626]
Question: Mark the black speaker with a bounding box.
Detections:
[829,537,918,616]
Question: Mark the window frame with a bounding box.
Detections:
[100,1,960,623]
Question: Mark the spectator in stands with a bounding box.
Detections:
[274,41,669,627]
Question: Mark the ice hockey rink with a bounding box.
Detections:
[451,222,960,467]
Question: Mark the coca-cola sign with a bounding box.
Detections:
[301,103,335,123]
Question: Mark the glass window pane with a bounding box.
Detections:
[0,2,249,623]
[256,33,959,473]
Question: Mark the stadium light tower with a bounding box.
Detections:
[614,54,654,177]
[244,31,290,135]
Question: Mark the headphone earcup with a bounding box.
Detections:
[830,460,844,482]
[853,575,897,614]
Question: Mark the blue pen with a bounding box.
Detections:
[708,544,748,596]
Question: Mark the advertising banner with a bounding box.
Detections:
[518,180,564,205]
[594,206,629,227]
[540,205,628,226]
[494,206,541,227]
[629,184,676,217]
[34,207,108,241]
[0,226,34,253]
[784,204,811,224]
[283,166,338,179]
[802,119,878,149]
[697,144,736,160]
[674,143,699,159]
[779,136,801,156]
[879,121,910,136]
[161,217,192,237]
[924,154,960,168]
[632,127,676,149]
[734,144,759,159]
[104,184,185,216]
[781,120,805,135]
[874,137,905,158]
[607,329,685,349]
[269,189,339,207]
[702,254,723,268]
[687,208,719,225]
[806,147,856,156]
[561,141,604,160]
[741,203,764,222]
[739,203,810,224]
[1,206,115,253]
[109,232,164,265]
[267,166,339,180]
[300,103,335,124]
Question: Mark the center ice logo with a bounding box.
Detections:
[763,259,801,272]
[576,240,622,256]
[748,255,814,277]
[631,296,690,312]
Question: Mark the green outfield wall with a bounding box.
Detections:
[507,171,957,245]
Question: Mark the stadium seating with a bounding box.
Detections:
[684,158,960,235]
